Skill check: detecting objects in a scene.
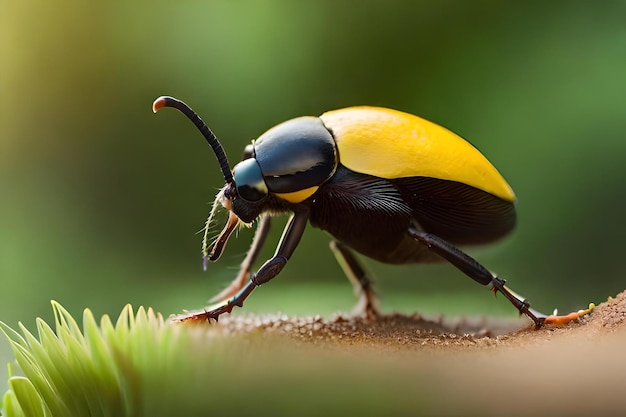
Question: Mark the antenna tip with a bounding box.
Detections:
[152,96,171,113]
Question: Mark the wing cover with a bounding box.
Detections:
[320,106,516,203]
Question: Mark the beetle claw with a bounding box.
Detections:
[542,303,595,326]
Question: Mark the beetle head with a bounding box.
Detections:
[153,97,338,267]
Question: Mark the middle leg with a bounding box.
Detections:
[330,240,380,319]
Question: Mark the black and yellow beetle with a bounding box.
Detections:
[153,96,592,327]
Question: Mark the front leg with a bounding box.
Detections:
[172,207,310,323]
[209,215,272,302]
[189,255,289,322]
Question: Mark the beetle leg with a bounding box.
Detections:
[172,207,310,323]
[329,240,380,319]
[407,227,548,327]
[209,215,272,302]
[408,227,594,328]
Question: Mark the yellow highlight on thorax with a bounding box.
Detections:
[274,186,319,203]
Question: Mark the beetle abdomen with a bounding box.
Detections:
[310,165,516,264]
[392,176,516,245]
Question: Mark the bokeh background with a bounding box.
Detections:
[2,0,625,383]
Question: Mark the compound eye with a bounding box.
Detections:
[233,158,268,202]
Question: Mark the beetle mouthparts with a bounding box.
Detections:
[204,211,240,266]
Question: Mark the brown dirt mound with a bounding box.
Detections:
[181,290,626,348]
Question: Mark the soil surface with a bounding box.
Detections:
[178,290,624,347]
[176,290,626,415]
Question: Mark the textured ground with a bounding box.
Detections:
[179,291,625,346]
[175,291,626,416]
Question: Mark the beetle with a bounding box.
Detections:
[153,96,592,327]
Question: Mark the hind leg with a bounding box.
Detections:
[408,227,593,328]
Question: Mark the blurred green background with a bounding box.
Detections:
[2,0,625,373]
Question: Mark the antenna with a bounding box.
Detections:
[153,96,233,183]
